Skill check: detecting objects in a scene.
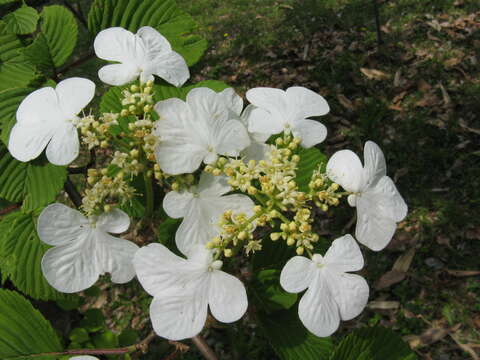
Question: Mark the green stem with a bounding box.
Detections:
[144,171,154,217]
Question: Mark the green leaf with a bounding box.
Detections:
[295,147,327,193]
[0,33,26,62]
[69,327,90,344]
[252,269,297,313]
[0,144,67,211]
[2,6,39,35]
[0,289,63,360]
[258,306,333,360]
[79,309,106,332]
[92,330,119,349]
[87,0,207,66]
[0,87,33,144]
[0,210,67,300]
[329,327,417,360]
[252,235,295,271]
[119,329,139,346]
[157,216,181,246]
[24,5,78,73]
[0,62,36,91]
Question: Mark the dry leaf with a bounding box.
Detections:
[393,247,416,272]
[446,269,480,277]
[375,269,406,290]
[360,67,390,80]
[337,94,355,111]
[368,300,400,310]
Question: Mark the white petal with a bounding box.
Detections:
[97,232,138,283]
[70,357,99,360]
[94,27,138,63]
[213,194,255,218]
[215,119,250,156]
[326,150,365,193]
[208,270,248,323]
[186,87,229,127]
[298,271,340,337]
[324,234,364,273]
[285,86,330,121]
[369,176,408,222]
[133,243,198,297]
[155,139,206,174]
[137,26,172,55]
[8,122,54,162]
[280,256,314,293]
[219,87,243,116]
[242,140,269,162]
[41,231,99,293]
[37,203,89,246]
[45,123,79,165]
[55,78,95,119]
[175,200,219,256]
[246,87,288,126]
[150,286,208,341]
[246,106,283,135]
[355,200,397,251]
[98,63,140,86]
[154,97,189,122]
[96,208,130,233]
[146,51,189,87]
[163,190,194,218]
[326,271,369,321]
[363,141,386,188]
[198,173,231,197]
[16,87,64,125]
[292,119,327,148]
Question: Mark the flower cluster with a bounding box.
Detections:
[8,24,408,344]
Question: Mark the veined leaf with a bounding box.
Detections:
[87,0,207,66]
[100,80,229,114]
[0,144,67,211]
[258,306,333,360]
[0,62,36,91]
[329,326,417,360]
[0,289,63,359]
[0,87,33,145]
[2,6,39,35]
[0,211,67,300]
[0,33,25,62]
[24,5,78,74]
[296,146,327,192]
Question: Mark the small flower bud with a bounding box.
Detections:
[270,232,281,241]
[224,249,233,257]
[130,85,139,92]
[287,237,295,246]
[130,149,139,158]
[296,247,304,255]
[100,140,108,148]
[212,168,222,176]
[128,105,136,113]
[120,109,129,117]
[171,182,179,191]
[104,204,111,212]
[146,80,154,87]
[238,231,248,240]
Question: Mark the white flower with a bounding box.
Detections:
[8,78,95,165]
[326,141,408,251]
[70,357,98,360]
[94,26,189,86]
[153,87,250,175]
[218,88,269,161]
[38,203,138,293]
[280,234,369,337]
[245,86,329,148]
[163,172,254,256]
[133,243,248,341]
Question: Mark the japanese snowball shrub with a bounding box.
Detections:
[163,172,255,256]
[280,234,369,337]
[153,87,250,175]
[326,141,408,251]
[8,78,95,166]
[133,243,248,340]
[245,86,330,148]
[37,203,138,293]
[94,26,189,86]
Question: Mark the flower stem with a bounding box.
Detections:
[3,332,157,359]
[191,335,219,360]
[144,171,154,217]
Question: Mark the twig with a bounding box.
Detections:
[58,51,95,77]
[0,203,21,216]
[64,177,83,209]
[68,149,96,174]
[191,336,219,360]
[4,332,157,359]
[372,0,383,46]
[62,0,88,29]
